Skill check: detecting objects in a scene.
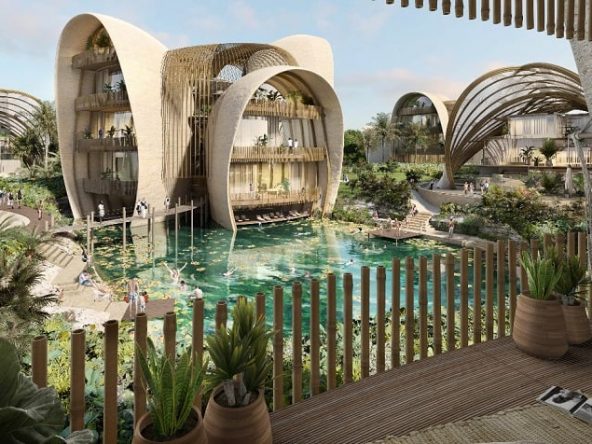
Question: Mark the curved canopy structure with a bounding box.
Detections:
[0,89,42,138]
[391,91,450,139]
[440,63,585,187]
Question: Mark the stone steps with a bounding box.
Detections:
[403,212,432,233]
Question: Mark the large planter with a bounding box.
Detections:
[562,303,592,345]
[512,295,568,359]
[133,406,207,444]
[204,387,272,444]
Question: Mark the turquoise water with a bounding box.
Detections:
[93,220,466,335]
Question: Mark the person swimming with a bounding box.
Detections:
[223,268,236,278]
[163,262,187,284]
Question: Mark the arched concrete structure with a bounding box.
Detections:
[272,35,335,86]
[391,91,450,139]
[56,13,167,219]
[208,67,343,230]
[0,89,42,138]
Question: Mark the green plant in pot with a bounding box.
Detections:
[0,337,94,443]
[203,298,273,444]
[134,339,207,444]
[512,251,568,359]
[554,255,592,345]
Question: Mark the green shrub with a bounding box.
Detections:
[540,172,561,194]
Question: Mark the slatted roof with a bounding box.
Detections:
[0,89,42,138]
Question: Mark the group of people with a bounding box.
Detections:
[0,188,23,209]
[463,179,490,195]
[127,277,148,313]
[287,137,299,152]
[136,198,149,218]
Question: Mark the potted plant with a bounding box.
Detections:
[539,138,559,166]
[134,339,207,443]
[554,255,592,345]
[0,338,94,443]
[203,298,273,444]
[512,251,568,359]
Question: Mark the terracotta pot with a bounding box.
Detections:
[204,387,272,444]
[562,303,592,345]
[133,406,207,444]
[512,294,568,360]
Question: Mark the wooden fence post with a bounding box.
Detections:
[273,286,283,411]
[174,204,179,258]
[419,257,428,359]
[292,282,302,403]
[405,257,415,364]
[460,249,469,348]
[361,266,371,377]
[215,301,227,330]
[192,298,204,406]
[473,248,482,343]
[343,273,353,382]
[86,215,91,254]
[310,279,320,396]
[376,266,386,372]
[151,207,155,249]
[432,254,442,354]
[555,233,565,260]
[104,320,118,444]
[520,242,530,295]
[391,259,401,368]
[134,313,147,425]
[567,231,576,258]
[327,273,337,389]
[190,199,194,244]
[486,243,494,341]
[122,207,126,254]
[70,329,85,432]
[31,335,47,388]
[578,232,587,267]
[543,233,552,254]
[497,240,506,338]
[164,311,176,360]
[446,253,455,351]
[530,238,539,260]
[508,241,517,333]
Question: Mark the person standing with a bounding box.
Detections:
[37,201,43,221]
[288,137,293,152]
[140,198,148,219]
[463,181,469,195]
[469,182,475,194]
[127,278,139,315]
[294,139,299,149]
[164,196,170,212]
[448,216,455,238]
[97,201,105,224]
[16,189,23,209]
[7,191,14,209]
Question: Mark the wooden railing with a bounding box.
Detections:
[230,188,319,208]
[75,91,130,112]
[71,48,118,70]
[243,100,322,120]
[82,178,137,196]
[77,135,137,152]
[28,232,591,438]
[231,146,326,163]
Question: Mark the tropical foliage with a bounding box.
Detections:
[539,138,560,165]
[519,251,562,300]
[366,112,399,162]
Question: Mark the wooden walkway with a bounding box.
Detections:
[369,228,422,241]
[122,299,175,321]
[270,337,592,443]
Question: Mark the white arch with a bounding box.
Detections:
[208,66,343,231]
[272,35,335,86]
[391,91,450,139]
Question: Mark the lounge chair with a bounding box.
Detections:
[256,215,265,222]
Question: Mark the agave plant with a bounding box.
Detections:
[555,255,589,305]
[206,298,272,407]
[520,251,562,300]
[137,339,205,439]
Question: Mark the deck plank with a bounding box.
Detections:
[270,338,592,443]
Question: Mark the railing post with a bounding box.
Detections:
[419,257,428,359]
[310,279,320,396]
[327,273,337,388]
[361,266,371,377]
[446,253,455,351]
[174,204,179,259]
[151,207,155,249]
[508,241,517,333]
[432,254,442,354]
[473,248,482,343]
[70,329,85,432]
[134,313,147,425]
[578,231,587,268]
[164,311,176,360]
[273,286,283,411]
[520,242,530,295]
[376,266,386,372]
[192,298,204,406]
[122,207,126,254]
[486,243,494,341]
[567,231,576,258]
[530,238,539,260]
[497,240,506,338]
[543,233,552,254]
[555,233,565,260]
[292,282,302,403]
[256,292,265,321]
[215,301,227,331]
[86,214,91,254]
[405,257,415,364]
[391,259,401,367]
[343,273,353,382]
[31,335,47,388]
[104,320,118,444]
[460,249,469,348]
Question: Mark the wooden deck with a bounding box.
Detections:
[368,228,422,241]
[270,337,592,443]
[121,299,175,321]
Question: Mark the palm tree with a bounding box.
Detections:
[539,138,560,166]
[402,122,430,162]
[521,146,535,165]
[367,112,399,163]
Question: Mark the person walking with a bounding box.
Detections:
[97,201,105,224]
[164,196,170,212]
[7,191,14,209]
[294,139,299,149]
[127,278,139,315]
[288,137,293,152]
[16,189,23,208]
[37,201,43,221]
[469,182,475,194]
[140,198,148,219]
[448,216,455,238]
[464,181,469,195]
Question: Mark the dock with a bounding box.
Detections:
[122,298,176,321]
[368,228,423,241]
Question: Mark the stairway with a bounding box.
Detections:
[39,241,75,268]
[403,212,432,233]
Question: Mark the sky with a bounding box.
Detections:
[0,0,579,129]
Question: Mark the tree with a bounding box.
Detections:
[521,146,535,165]
[10,128,44,169]
[367,112,399,163]
[343,129,366,166]
[539,138,560,166]
[401,122,430,162]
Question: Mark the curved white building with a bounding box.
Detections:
[56,14,343,230]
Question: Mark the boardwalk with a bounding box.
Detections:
[122,298,175,321]
[270,337,592,443]
[368,228,422,241]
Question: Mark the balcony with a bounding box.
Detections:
[72,48,119,70]
[75,91,130,112]
[82,179,137,196]
[77,135,137,153]
[230,188,319,208]
[398,105,437,116]
[243,100,322,120]
[231,146,326,163]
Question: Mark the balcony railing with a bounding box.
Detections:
[398,105,437,116]
[75,91,130,112]
[243,100,322,120]
[82,179,137,196]
[77,135,137,153]
[230,187,319,208]
[72,48,119,70]
[231,146,326,163]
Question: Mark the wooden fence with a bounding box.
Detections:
[29,232,591,442]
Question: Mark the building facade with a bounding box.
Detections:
[56,14,343,230]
